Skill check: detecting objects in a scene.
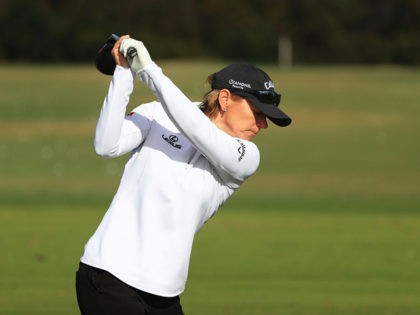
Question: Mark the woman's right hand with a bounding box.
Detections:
[111,34,130,68]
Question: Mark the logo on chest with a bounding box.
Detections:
[162,134,182,149]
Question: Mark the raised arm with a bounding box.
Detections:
[94,36,152,158]
[94,66,154,157]
[120,39,260,186]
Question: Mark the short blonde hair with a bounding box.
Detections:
[200,74,222,119]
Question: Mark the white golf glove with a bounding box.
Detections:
[120,38,153,74]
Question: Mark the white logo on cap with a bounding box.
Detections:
[229,79,252,90]
[264,81,275,90]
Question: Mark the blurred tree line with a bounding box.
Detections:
[0,0,418,64]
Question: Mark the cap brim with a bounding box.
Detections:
[240,93,292,127]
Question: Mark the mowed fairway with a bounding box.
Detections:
[0,62,419,315]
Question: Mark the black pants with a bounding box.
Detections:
[76,262,184,315]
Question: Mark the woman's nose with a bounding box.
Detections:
[258,116,268,129]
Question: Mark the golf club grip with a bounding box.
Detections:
[127,47,138,59]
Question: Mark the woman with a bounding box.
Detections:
[76,35,291,315]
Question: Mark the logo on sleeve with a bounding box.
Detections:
[162,134,182,149]
[236,139,246,162]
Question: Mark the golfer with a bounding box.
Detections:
[76,35,291,315]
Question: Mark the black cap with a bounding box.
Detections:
[211,63,292,127]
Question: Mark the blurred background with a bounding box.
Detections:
[0,0,419,65]
[1,1,419,315]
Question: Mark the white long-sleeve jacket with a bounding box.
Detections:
[81,63,260,297]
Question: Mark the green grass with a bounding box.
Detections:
[0,61,419,314]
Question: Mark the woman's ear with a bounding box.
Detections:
[217,89,230,112]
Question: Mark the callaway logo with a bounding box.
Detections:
[236,139,246,162]
[162,134,182,149]
[264,81,275,89]
[229,79,251,90]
